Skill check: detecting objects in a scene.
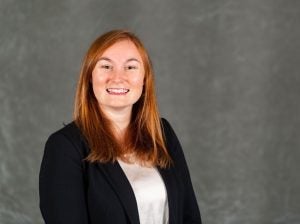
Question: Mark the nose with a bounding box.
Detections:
[110,67,126,82]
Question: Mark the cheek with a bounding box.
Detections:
[92,71,107,87]
[131,73,145,87]
[91,73,107,101]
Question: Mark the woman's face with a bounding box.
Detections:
[92,40,145,114]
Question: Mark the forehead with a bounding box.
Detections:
[100,40,142,61]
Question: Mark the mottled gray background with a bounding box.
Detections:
[1,0,300,223]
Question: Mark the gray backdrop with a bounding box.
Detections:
[1,0,299,223]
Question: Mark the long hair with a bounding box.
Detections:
[74,30,172,168]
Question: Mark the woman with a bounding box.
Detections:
[39,30,201,224]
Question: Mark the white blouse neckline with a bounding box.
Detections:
[118,159,169,224]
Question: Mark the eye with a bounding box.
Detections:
[100,65,112,70]
[126,65,138,70]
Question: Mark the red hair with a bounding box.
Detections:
[74,30,172,168]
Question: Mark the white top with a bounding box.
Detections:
[118,159,169,224]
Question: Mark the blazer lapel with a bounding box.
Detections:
[96,162,140,224]
[158,167,179,224]
[96,160,179,224]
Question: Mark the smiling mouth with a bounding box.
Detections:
[106,88,130,95]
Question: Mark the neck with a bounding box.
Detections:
[100,106,132,139]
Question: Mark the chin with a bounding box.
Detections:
[100,104,133,111]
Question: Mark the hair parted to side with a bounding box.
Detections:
[74,29,172,168]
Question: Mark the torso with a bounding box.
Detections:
[118,159,169,224]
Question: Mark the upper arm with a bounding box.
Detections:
[39,132,89,224]
[161,118,202,223]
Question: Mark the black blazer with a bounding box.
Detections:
[39,118,201,224]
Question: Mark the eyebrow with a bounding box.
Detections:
[98,57,112,62]
[126,58,141,64]
[98,57,141,64]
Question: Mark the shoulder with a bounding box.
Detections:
[45,121,88,159]
[49,121,80,138]
[160,118,191,175]
[160,118,178,143]
[160,118,182,156]
[47,122,82,144]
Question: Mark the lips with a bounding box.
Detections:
[106,88,130,95]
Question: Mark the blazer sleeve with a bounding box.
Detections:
[162,118,202,224]
[39,131,89,224]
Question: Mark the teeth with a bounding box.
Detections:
[106,88,129,94]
